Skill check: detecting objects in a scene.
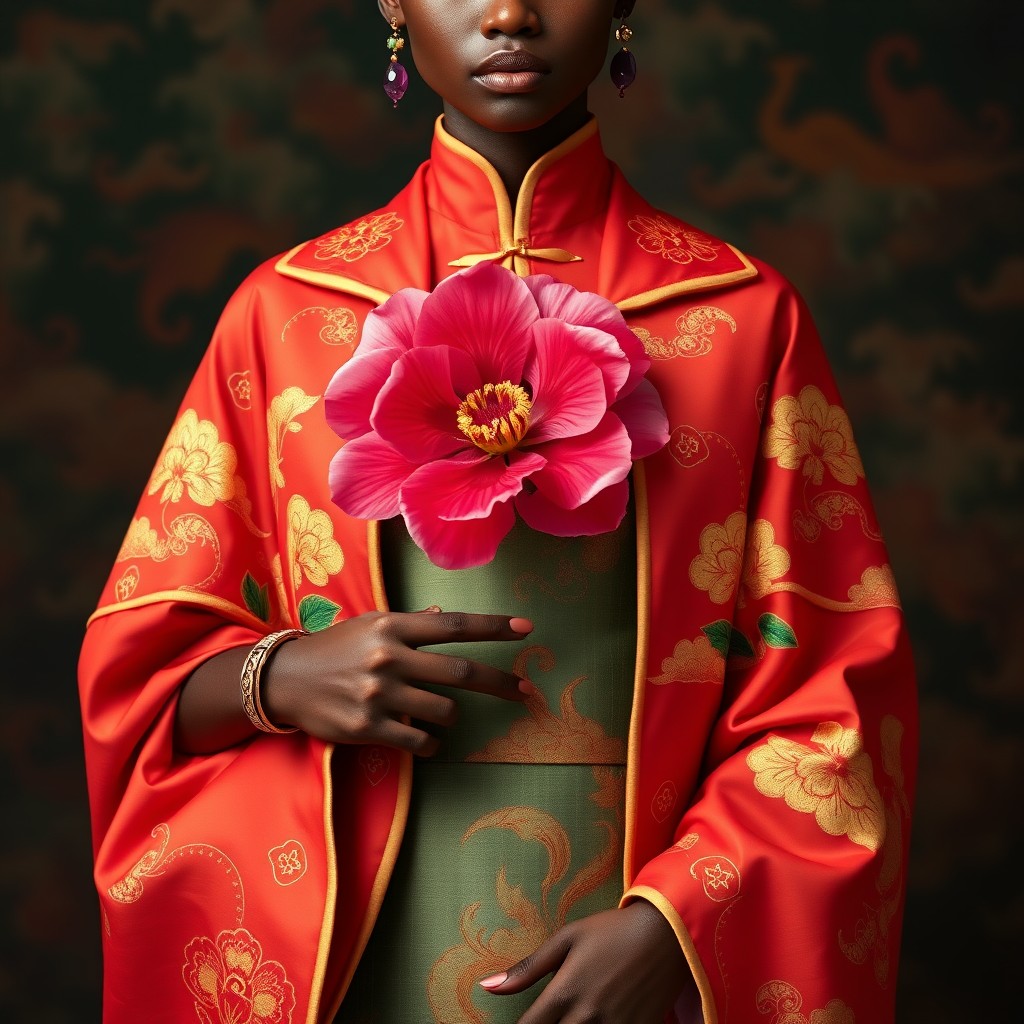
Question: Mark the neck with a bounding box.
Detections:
[441,96,592,203]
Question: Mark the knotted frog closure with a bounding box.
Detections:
[448,237,582,268]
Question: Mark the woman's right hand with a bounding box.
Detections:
[260,609,534,756]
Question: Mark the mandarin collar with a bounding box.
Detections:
[275,117,757,311]
[426,116,612,263]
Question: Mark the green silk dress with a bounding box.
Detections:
[336,505,636,1024]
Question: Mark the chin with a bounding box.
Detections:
[452,92,582,135]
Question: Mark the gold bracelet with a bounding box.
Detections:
[240,629,307,734]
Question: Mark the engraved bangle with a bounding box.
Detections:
[240,629,307,734]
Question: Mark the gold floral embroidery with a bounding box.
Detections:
[468,646,626,764]
[689,511,747,604]
[267,841,307,887]
[632,308,737,359]
[286,494,343,589]
[650,635,723,685]
[427,772,623,1023]
[795,492,884,545]
[108,824,170,904]
[146,409,269,537]
[742,519,791,600]
[839,715,909,986]
[116,514,222,591]
[763,385,864,486]
[267,388,320,509]
[631,325,670,359]
[314,212,403,263]
[691,855,742,902]
[746,722,885,850]
[280,305,358,346]
[227,371,252,410]
[149,409,236,507]
[667,424,711,469]
[628,215,721,265]
[182,927,295,1024]
[755,980,855,1024]
[114,565,140,601]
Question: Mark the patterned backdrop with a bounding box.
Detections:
[1,0,1020,1019]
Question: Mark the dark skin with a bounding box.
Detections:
[175,0,693,1019]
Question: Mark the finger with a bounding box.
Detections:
[479,930,570,996]
[394,610,534,648]
[390,682,459,729]
[371,717,440,758]
[404,647,535,702]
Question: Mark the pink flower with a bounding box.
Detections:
[325,263,668,569]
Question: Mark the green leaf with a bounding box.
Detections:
[700,619,733,657]
[299,594,341,633]
[728,629,755,659]
[241,572,270,622]
[758,612,798,649]
[702,619,755,661]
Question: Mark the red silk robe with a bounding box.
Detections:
[79,118,917,1024]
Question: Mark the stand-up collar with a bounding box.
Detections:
[276,116,756,311]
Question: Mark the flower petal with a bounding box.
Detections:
[529,412,632,508]
[525,276,650,393]
[611,378,670,459]
[400,452,534,569]
[523,321,610,442]
[402,500,517,570]
[324,347,401,441]
[371,345,477,462]
[415,263,537,384]
[328,433,417,519]
[357,287,428,358]
[516,477,630,537]
[401,449,546,522]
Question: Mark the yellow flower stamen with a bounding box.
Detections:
[456,381,532,455]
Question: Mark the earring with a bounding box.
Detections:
[610,19,636,98]
[384,17,409,108]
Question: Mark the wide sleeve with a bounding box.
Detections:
[77,271,343,1024]
[622,280,917,1024]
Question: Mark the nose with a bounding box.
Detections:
[480,0,541,38]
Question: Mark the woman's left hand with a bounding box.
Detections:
[479,899,691,1023]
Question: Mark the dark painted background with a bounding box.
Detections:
[2,1,1020,1019]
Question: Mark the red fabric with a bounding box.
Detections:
[79,119,916,1024]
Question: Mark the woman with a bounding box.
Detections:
[79,2,917,1022]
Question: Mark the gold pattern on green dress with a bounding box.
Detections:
[336,507,635,1024]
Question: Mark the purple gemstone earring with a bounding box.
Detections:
[610,19,636,98]
[384,17,409,108]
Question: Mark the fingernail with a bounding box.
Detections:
[517,678,538,696]
[479,971,507,991]
[509,617,533,634]
[424,605,442,613]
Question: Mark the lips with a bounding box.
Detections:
[473,50,550,76]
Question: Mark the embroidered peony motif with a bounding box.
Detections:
[688,511,747,604]
[326,262,669,569]
[689,513,791,605]
[149,409,237,506]
[742,519,792,599]
[627,215,720,265]
[763,385,864,486]
[286,494,343,589]
[182,927,295,1024]
[755,979,855,1024]
[746,722,885,850]
[314,212,403,263]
